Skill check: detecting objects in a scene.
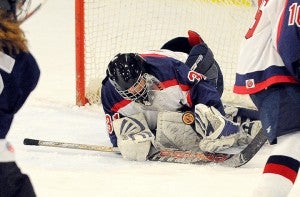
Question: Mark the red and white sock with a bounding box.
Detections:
[252,132,300,197]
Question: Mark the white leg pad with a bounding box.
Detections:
[155,111,201,152]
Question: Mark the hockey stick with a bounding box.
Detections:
[149,128,267,167]
[220,128,267,167]
[19,0,48,24]
[24,128,267,167]
[148,149,231,164]
[23,137,229,163]
[23,138,120,153]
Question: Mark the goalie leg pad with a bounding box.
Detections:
[194,104,251,152]
[155,111,202,152]
[113,113,154,161]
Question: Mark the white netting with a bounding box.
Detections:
[80,0,258,108]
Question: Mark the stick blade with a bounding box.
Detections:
[23,138,39,146]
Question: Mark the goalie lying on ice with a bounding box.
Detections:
[101,31,261,161]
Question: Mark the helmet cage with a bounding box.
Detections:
[116,73,162,106]
[116,73,149,104]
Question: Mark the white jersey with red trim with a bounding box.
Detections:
[234,0,300,94]
[101,50,224,147]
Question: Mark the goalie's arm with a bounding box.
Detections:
[101,77,128,147]
[101,77,153,148]
[189,80,225,115]
[172,61,225,115]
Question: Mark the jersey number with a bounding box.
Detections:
[188,70,205,82]
[105,113,120,134]
[288,3,300,26]
[245,0,269,39]
[246,1,300,39]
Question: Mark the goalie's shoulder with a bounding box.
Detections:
[101,77,129,112]
[101,76,119,95]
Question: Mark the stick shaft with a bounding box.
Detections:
[20,0,48,23]
[23,138,119,153]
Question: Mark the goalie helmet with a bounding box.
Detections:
[0,0,31,21]
[107,53,155,105]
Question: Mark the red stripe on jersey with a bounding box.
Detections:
[161,79,178,88]
[234,75,299,94]
[179,84,190,91]
[161,79,191,91]
[276,0,289,47]
[263,163,298,183]
[111,79,191,112]
[140,53,167,58]
[111,99,132,112]
[186,92,192,107]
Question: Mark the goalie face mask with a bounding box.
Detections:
[117,73,163,106]
[107,53,163,105]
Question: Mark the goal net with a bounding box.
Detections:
[76,0,258,108]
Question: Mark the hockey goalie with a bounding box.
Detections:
[101,31,261,161]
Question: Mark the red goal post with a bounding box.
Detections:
[75,0,86,106]
[75,0,258,107]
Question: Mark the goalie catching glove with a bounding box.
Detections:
[194,104,251,152]
[113,113,154,161]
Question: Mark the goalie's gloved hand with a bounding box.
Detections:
[241,120,262,139]
[113,113,154,161]
[194,104,251,152]
[224,104,260,125]
[0,140,36,197]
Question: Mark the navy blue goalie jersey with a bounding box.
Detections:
[101,50,224,147]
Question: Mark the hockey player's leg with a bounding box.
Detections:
[252,132,300,197]
[0,140,36,197]
[250,84,300,197]
[1,162,36,197]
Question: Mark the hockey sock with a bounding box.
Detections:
[252,132,300,197]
